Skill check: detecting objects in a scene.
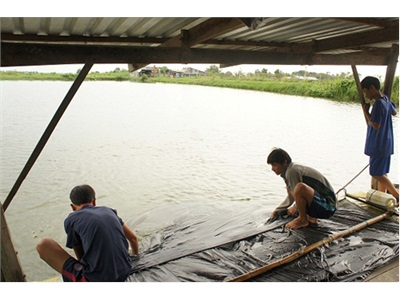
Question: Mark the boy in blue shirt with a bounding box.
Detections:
[36,184,139,281]
[361,76,398,204]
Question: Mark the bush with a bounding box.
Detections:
[140,74,148,83]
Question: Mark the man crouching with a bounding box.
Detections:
[267,148,337,229]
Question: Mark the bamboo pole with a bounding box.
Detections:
[226,211,391,282]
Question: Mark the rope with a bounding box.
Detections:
[336,164,369,198]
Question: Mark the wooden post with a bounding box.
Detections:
[1,202,26,281]
[2,63,93,211]
[352,64,370,125]
[351,65,364,102]
[383,44,399,98]
[380,46,399,191]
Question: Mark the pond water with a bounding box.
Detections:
[1,80,398,281]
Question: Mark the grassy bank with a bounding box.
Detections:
[1,70,398,105]
[149,76,399,105]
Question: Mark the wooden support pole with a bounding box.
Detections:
[351,64,370,125]
[383,44,399,98]
[351,65,364,103]
[2,63,93,211]
[226,211,391,282]
[1,202,26,281]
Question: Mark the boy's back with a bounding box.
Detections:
[64,205,132,281]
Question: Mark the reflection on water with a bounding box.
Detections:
[1,81,398,281]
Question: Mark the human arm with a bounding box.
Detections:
[285,187,298,215]
[64,214,84,261]
[281,164,304,215]
[368,120,381,130]
[361,100,383,130]
[362,105,381,130]
[362,103,372,126]
[271,187,295,218]
[73,244,84,261]
[123,224,139,256]
[361,97,371,126]
[391,101,397,116]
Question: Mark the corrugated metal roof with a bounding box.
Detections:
[1,17,398,68]
[1,17,208,39]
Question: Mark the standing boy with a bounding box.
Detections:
[267,148,337,230]
[361,76,398,203]
[36,184,139,282]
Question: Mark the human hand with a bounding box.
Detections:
[265,211,277,224]
[362,102,370,112]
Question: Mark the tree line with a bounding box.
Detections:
[1,66,398,105]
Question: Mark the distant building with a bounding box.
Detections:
[295,75,318,81]
[139,66,159,77]
[181,67,206,77]
[131,65,207,78]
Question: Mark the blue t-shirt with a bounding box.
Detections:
[364,95,396,158]
[64,205,132,281]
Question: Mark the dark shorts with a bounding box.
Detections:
[369,156,391,176]
[61,257,88,282]
[307,191,336,219]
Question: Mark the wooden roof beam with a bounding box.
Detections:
[0,33,168,45]
[2,42,395,67]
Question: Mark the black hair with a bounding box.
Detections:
[70,184,95,205]
[267,148,292,165]
[361,76,380,90]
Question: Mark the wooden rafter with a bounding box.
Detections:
[2,42,396,67]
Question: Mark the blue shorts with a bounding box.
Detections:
[307,191,336,219]
[369,156,391,176]
[61,257,88,282]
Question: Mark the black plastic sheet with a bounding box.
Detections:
[126,199,398,282]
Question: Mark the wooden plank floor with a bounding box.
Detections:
[364,259,399,282]
[342,194,398,282]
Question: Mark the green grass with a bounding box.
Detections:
[1,70,398,105]
[148,76,399,105]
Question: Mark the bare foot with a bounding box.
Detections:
[307,216,318,224]
[286,217,309,229]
